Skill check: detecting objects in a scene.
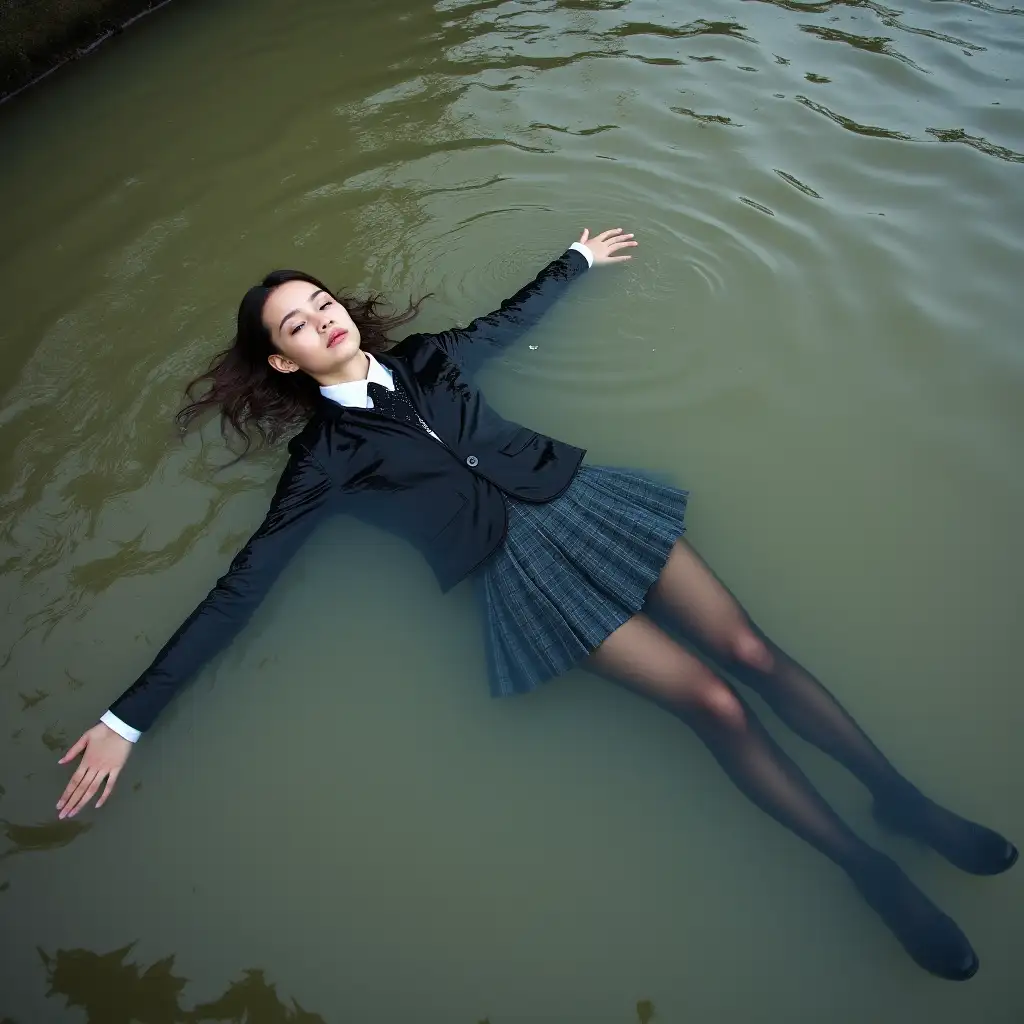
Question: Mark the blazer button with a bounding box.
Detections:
[466,455,479,467]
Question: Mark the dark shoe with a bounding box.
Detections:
[851,856,979,981]
[874,796,1018,876]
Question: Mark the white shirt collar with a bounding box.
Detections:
[319,352,394,409]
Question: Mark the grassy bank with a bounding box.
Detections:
[0,0,171,100]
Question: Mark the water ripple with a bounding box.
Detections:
[926,126,1024,162]
[528,122,618,136]
[1,0,1023,1013]
[626,54,686,66]
[797,25,927,71]
[605,19,756,42]
[670,106,743,127]
[774,169,823,198]
[738,196,776,216]
[936,0,1023,12]
[795,94,914,139]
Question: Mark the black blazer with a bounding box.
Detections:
[108,247,590,733]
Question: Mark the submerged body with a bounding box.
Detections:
[56,228,1016,981]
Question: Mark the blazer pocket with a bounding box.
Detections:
[499,427,536,456]
[424,490,467,538]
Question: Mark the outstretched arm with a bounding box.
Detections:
[421,228,636,372]
[56,445,334,818]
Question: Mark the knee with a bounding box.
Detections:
[690,677,749,732]
[729,627,774,673]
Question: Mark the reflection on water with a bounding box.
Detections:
[39,724,67,753]
[35,945,659,1023]
[797,24,927,71]
[926,126,1024,164]
[606,18,754,42]
[635,1000,655,1024]
[38,946,327,1024]
[670,106,740,127]
[0,818,90,861]
[188,970,326,1024]
[795,94,912,140]
[18,688,48,710]
[774,169,822,199]
[0,0,1022,1018]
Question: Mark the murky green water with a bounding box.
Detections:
[1,0,1023,1019]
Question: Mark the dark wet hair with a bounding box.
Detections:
[177,270,427,455]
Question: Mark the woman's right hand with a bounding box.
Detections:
[56,723,134,818]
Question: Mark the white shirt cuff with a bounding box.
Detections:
[569,241,594,268]
[101,710,141,743]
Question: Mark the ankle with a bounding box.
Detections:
[843,846,893,882]
[873,779,926,811]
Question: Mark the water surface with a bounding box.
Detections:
[1,0,1022,1019]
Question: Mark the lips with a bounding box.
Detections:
[327,329,348,348]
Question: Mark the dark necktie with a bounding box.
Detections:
[366,378,424,430]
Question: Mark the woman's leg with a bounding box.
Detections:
[588,614,873,869]
[586,614,977,980]
[648,540,1017,876]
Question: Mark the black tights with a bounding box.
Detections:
[588,612,877,872]
[587,541,1014,879]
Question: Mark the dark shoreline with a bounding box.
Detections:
[0,0,175,105]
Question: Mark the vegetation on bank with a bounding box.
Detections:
[0,0,170,99]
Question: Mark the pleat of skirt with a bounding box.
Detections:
[476,464,689,697]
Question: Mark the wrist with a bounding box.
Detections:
[568,241,594,268]
[100,710,141,743]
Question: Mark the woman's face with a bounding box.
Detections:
[262,279,363,384]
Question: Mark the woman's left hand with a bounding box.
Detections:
[578,227,637,264]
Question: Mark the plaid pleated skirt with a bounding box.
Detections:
[476,464,689,697]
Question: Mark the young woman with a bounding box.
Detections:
[56,228,1015,980]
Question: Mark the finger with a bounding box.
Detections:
[608,240,639,251]
[69,772,107,818]
[95,768,121,809]
[606,255,633,262]
[579,228,589,244]
[60,768,99,819]
[56,779,78,812]
[59,766,95,816]
[596,228,624,241]
[57,762,91,811]
[58,734,89,765]
[63,768,102,819]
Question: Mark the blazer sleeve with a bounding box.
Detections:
[103,444,334,737]
[417,247,591,374]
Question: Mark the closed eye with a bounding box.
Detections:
[319,300,333,310]
[289,321,305,335]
